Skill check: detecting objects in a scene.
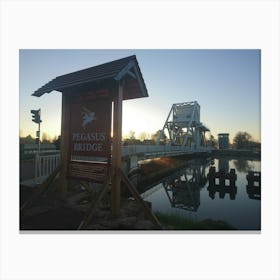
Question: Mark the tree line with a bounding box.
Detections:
[20,130,260,150]
[20,134,61,149]
[232,131,260,150]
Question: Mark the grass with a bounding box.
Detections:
[155,212,236,230]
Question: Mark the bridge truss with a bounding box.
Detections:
[158,101,210,147]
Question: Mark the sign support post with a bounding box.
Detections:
[60,93,71,200]
[111,80,123,215]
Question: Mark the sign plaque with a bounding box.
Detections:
[68,161,108,182]
[68,97,112,181]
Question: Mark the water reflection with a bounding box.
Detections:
[207,160,237,200]
[161,159,208,212]
[163,175,201,211]
[246,171,261,200]
[218,158,229,173]
[140,157,261,230]
[233,159,254,172]
[207,182,237,200]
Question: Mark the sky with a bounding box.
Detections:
[19,49,261,142]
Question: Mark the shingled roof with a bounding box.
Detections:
[32,55,148,100]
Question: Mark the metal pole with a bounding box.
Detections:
[38,120,41,154]
[37,110,41,182]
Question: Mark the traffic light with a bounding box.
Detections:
[31,109,42,124]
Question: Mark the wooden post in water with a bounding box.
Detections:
[111,80,123,215]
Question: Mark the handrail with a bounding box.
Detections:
[121,144,213,157]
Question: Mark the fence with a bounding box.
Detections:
[21,143,58,155]
[35,153,60,179]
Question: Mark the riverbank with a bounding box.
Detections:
[212,149,260,159]
[155,212,236,230]
[20,179,160,230]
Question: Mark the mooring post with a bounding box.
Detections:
[208,166,216,186]
[111,80,123,215]
[219,169,225,186]
[229,169,236,187]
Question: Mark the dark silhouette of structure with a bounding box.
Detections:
[246,171,261,200]
[207,166,237,200]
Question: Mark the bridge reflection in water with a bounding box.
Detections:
[141,157,261,229]
[141,158,261,212]
[141,159,209,212]
[163,161,208,212]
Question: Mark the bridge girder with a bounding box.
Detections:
[158,101,210,147]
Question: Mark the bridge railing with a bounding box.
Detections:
[30,145,212,182]
[121,144,212,157]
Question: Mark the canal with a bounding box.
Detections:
[139,157,261,230]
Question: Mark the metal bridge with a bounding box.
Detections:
[157,101,210,147]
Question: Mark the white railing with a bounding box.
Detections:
[35,153,60,179]
[121,145,213,157]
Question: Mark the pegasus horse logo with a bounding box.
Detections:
[81,107,96,129]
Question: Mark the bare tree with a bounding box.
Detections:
[42,132,50,143]
[139,132,150,141]
[128,130,136,140]
[233,131,252,149]
[209,134,218,148]
[151,130,167,144]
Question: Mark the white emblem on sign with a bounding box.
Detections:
[81,107,96,129]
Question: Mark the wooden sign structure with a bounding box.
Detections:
[31,55,155,219]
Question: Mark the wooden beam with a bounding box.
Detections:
[114,61,134,81]
[120,169,161,229]
[59,93,71,200]
[111,81,123,215]
[78,174,111,229]
[127,70,136,79]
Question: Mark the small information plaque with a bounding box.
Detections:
[68,161,108,182]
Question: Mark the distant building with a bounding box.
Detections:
[218,133,229,149]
